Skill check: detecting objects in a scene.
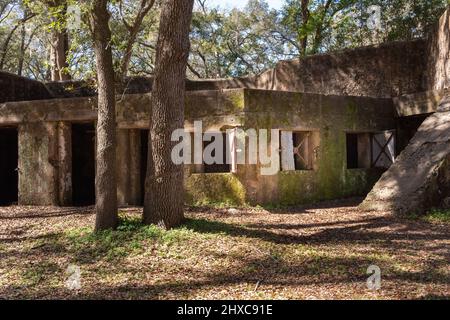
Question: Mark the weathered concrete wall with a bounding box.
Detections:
[0,72,52,103]
[0,90,244,129]
[245,90,394,205]
[42,39,428,100]
[185,90,395,206]
[393,89,448,117]
[7,89,396,207]
[182,40,428,98]
[18,122,59,205]
[17,123,144,207]
[0,96,97,125]
[251,40,427,98]
[426,7,450,91]
[6,90,246,206]
[44,77,256,98]
[185,173,247,206]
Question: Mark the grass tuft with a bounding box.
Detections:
[424,208,450,223]
[61,216,225,262]
[409,208,450,224]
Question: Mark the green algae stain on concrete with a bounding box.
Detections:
[316,126,346,200]
[343,168,384,197]
[217,89,246,116]
[278,171,317,206]
[345,102,359,129]
[225,90,245,111]
[185,173,246,206]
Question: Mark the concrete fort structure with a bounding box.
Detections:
[0,7,449,212]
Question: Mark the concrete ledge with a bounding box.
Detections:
[393,89,449,117]
[0,90,245,126]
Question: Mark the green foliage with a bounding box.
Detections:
[21,261,61,286]
[423,208,450,223]
[407,208,450,224]
[63,215,205,262]
[0,0,449,80]
[190,0,294,78]
[279,0,450,55]
[0,0,161,80]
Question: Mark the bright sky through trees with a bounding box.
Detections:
[207,0,284,10]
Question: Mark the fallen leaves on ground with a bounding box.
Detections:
[0,198,448,300]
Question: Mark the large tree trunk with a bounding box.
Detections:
[90,0,118,231]
[143,0,194,229]
[299,0,310,56]
[17,19,26,76]
[50,31,71,81]
[48,0,71,81]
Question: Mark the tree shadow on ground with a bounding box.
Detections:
[184,216,450,245]
[0,207,93,220]
[1,203,449,299]
[2,246,447,299]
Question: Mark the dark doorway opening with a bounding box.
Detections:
[396,115,428,153]
[346,133,359,169]
[140,129,149,205]
[0,127,18,206]
[72,123,96,206]
[203,132,231,173]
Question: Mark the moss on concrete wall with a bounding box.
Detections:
[343,169,385,196]
[277,171,317,205]
[273,168,382,207]
[12,88,392,208]
[185,90,392,207]
[185,173,246,206]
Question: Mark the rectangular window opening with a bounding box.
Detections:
[280,130,318,171]
[346,131,396,169]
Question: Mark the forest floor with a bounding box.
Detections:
[0,198,449,300]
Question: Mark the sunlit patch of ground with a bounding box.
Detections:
[0,198,448,299]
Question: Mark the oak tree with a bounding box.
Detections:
[143,0,195,229]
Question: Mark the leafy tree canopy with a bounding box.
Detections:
[0,0,448,80]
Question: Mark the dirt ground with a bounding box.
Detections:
[0,198,448,300]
